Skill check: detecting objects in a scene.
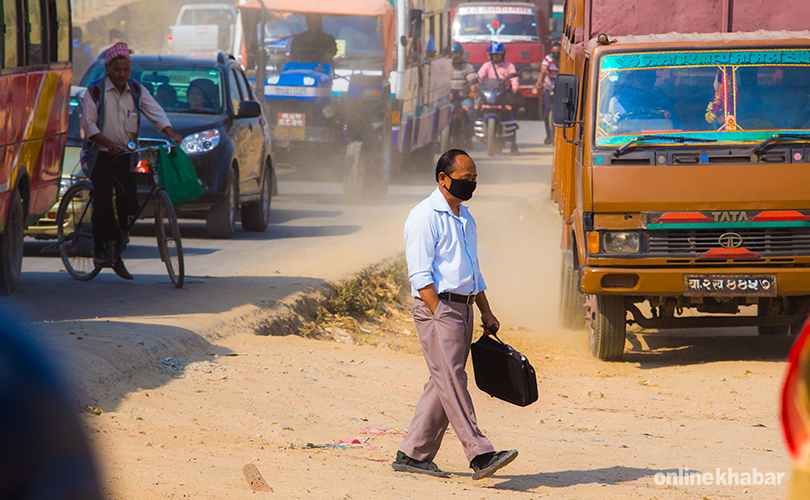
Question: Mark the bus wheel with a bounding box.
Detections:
[586,294,627,361]
[0,189,24,295]
[559,255,585,330]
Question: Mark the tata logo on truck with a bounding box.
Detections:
[712,211,749,222]
[718,233,744,249]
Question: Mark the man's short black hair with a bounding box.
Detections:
[551,40,561,47]
[435,149,470,182]
[109,29,123,42]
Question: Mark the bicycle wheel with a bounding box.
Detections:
[154,189,184,288]
[56,182,101,281]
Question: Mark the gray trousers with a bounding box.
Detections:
[399,298,496,463]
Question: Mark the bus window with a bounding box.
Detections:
[2,0,18,67]
[25,0,44,65]
[47,0,68,62]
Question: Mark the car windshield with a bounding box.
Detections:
[595,49,810,148]
[264,14,384,61]
[453,5,538,43]
[83,64,225,115]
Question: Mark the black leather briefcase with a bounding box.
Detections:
[471,332,538,407]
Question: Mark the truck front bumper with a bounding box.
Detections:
[581,265,810,296]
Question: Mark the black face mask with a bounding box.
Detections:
[443,174,477,201]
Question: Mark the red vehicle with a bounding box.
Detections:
[0,0,72,294]
[451,1,549,116]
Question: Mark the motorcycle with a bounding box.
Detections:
[445,89,474,150]
[474,73,520,156]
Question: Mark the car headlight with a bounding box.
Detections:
[59,177,73,197]
[181,129,221,155]
[603,231,640,254]
[321,104,334,118]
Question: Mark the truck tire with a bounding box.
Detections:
[486,117,497,157]
[559,256,585,329]
[758,325,790,336]
[207,166,237,239]
[586,294,627,361]
[241,164,271,232]
[0,188,23,295]
[343,141,365,204]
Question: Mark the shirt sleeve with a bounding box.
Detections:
[404,211,436,293]
[466,66,479,85]
[541,56,550,70]
[81,90,101,138]
[508,63,519,89]
[138,86,172,133]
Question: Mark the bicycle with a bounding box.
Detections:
[54,141,185,288]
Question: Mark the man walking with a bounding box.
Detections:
[81,43,182,279]
[393,149,518,480]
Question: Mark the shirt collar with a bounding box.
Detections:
[104,76,129,94]
[428,187,467,218]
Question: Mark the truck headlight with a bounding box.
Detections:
[603,231,640,254]
[181,129,221,155]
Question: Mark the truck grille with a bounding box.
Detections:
[647,228,810,257]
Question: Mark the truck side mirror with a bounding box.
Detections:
[408,9,423,39]
[552,73,579,127]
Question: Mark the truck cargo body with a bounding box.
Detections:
[553,0,810,360]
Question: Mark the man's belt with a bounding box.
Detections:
[438,292,476,305]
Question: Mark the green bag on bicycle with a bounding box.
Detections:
[156,144,204,207]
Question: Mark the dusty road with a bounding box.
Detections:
[7,121,795,498]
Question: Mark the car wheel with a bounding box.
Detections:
[207,166,237,239]
[242,163,271,232]
[0,188,24,295]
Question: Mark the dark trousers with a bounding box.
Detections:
[91,152,138,255]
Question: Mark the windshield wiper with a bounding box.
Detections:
[615,135,716,157]
[752,133,810,155]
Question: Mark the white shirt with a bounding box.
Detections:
[81,76,171,152]
[404,187,487,297]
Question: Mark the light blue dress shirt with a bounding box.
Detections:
[404,187,487,297]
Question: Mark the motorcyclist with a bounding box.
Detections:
[450,41,479,146]
[477,42,520,154]
[534,41,560,144]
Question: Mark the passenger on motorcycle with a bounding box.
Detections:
[477,42,520,154]
[450,42,478,142]
[534,41,560,144]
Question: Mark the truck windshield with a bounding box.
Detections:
[84,64,225,115]
[595,49,810,148]
[264,15,384,60]
[453,5,538,43]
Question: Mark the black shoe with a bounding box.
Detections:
[112,259,134,280]
[93,250,112,268]
[391,450,451,478]
[470,450,518,480]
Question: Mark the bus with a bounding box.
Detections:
[0,0,72,294]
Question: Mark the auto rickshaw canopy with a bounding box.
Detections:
[237,0,396,77]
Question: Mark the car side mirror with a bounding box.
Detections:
[237,100,262,118]
[552,73,579,127]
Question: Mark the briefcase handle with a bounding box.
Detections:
[481,323,505,345]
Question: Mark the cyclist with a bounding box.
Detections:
[81,42,183,280]
[477,42,521,154]
[450,41,478,146]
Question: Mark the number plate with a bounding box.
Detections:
[683,274,778,297]
[277,112,306,127]
[273,126,306,140]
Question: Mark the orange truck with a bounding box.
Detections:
[551,0,810,359]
